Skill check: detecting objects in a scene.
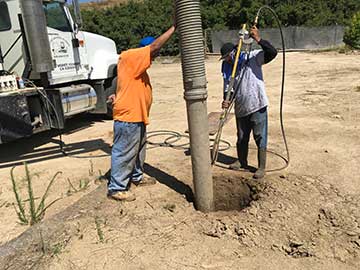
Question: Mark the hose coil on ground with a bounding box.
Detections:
[146,130,231,152]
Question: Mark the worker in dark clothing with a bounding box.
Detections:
[221,26,277,179]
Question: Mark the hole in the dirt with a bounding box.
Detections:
[213,172,261,211]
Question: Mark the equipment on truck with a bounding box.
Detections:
[0,0,118,144]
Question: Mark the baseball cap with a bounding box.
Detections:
[219,42,235,60]
[139,36,155,47]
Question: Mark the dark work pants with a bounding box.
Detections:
[236,107,268,164]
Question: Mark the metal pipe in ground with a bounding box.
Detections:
[175,0,214,212]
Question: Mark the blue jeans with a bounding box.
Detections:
[108,121,146,194]
[236,107,268,162]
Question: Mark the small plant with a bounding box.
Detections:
[95,169,111,185]
[79,178,90,190]
[51,242,64,257]
[10,163,62,225]
[89,160,94,176]
[66,178,90,195]
[163,203,176,212]
[50,239,70,257]
[95,216,105,243]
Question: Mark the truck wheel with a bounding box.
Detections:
[104,77,117,119]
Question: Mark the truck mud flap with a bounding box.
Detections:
[0,94,33,143]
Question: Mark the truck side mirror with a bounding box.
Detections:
[72,0,83,29]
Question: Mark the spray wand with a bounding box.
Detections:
[211,24,247,164]
[0,45,4,74]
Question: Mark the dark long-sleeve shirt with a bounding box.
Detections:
[258,39,278,64]
[221,39,277,117]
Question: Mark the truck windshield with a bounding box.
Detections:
[43,2,71,32]
[0,2,11,31]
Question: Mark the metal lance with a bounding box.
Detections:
[175,0,214,212]
[0,45,4,72]
[20,0,54,73]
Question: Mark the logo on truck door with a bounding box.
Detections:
[50,36,70,58]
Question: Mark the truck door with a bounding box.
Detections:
[43,1,89,85]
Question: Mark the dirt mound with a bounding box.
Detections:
[1,171,358,269]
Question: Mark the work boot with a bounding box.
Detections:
[108,190,136,201]
[253,148,266,179]
[229,160,249,170]
[132,176,157,187]
[230,143,249,170]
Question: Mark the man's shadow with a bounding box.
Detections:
[100,163,194,203]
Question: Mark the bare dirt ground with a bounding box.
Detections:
[0,52,359,269]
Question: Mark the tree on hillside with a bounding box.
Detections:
[81,0,177,54]
[200,0,360,29]
[344,11,360,49]
[80,0,360,54]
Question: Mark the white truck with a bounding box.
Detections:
[0,0,118,143]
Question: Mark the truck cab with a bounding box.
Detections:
[0,0,118,143]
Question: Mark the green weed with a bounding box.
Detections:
[66,178,90,195]
[95,216,105,243]
[10,163,62,225]
[89,160,94,176]
[163,203,176,212]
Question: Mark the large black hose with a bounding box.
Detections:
[255,5,290,171]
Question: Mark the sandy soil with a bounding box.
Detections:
[0,51,359,269]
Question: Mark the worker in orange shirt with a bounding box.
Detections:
[107,25,176,201]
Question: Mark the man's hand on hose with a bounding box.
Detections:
[250,25,261,43]
[107,94,116,105]
[222,100,231,109]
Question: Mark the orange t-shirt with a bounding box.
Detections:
[113,46,152,125]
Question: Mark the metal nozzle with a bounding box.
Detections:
[254,15,259,27]
[238,23,247,37]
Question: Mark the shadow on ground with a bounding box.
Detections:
[0,115,111,168]
[144,163,194,202]
[99,162,195,203]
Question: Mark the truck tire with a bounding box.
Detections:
[104,76,117,119]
